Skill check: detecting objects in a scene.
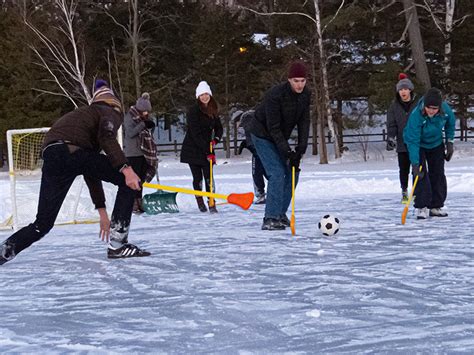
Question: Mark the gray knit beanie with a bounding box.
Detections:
[396,73,414,91]
[136,92,152,112]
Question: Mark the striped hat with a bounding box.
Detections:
[91,81,123,113]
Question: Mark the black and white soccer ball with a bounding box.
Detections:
[318,215,340,236]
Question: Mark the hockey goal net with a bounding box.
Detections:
[2,128,115,230]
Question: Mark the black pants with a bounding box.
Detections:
[414,144,447,209]
[397,152,410,190]
[189,163,214,194]
[4,143,134,256]
[252,153,267,196]
[128,156,148,199]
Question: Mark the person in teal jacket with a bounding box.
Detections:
[403,88,455,220]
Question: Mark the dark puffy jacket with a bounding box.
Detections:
[180,104,223,166]
[386,94,418,153]
[248,82,310,158]
[43,103,127,168]
[43,102,127,209]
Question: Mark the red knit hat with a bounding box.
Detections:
[288,60,307,79]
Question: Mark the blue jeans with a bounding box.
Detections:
[251,134,299,219]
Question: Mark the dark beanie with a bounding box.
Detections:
[288,60,307,79]
[136,92,152,112]
[424,88,442,107]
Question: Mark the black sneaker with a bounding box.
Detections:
[279,214,290,227]
[261,218,285,230]
[107,243,151,259]
[255,194,266,204]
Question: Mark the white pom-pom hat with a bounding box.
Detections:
[195,81,212,99]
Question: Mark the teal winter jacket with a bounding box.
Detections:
[403,100,456,165]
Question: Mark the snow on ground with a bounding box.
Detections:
[0,142,473,353]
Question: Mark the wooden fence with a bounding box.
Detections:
[156,128,473,154]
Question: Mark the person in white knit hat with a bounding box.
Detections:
[180,81,223,213]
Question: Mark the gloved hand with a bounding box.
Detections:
[144,120,155,129]
[386,137,396,151]
[445,142,454,161]
[207,153,216,165]
[211,139,218,148]
[411,164,424,179]
[288,150,302,171]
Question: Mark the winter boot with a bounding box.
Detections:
[107,243,151,259]
[401,189,409,204]
[133,198,144,214]
[255,192,266,205]
[208,201,218,214]
[261,217,285,231]
[279,214,291,227]
[196,197,207,212]
[429,208,448,217]
[415,207,429,220]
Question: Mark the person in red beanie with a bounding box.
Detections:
[386,73,418,203]
[247,60,311,230]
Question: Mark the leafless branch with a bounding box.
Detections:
[239,5,316,25]
[376,0,397,13]
[322,0,345,34]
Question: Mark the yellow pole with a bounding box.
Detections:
[290,166,296,235]
[143,182,228,200]
[209,142,214,207]
[401,165,422,225]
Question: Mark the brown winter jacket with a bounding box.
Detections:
[43,102,127,209]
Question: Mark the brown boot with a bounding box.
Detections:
[196,197,207,212]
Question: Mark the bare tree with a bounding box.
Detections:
[22,0,91,107]
[401,0,431,90]
[102,0,148,98]
[240,0,346,162]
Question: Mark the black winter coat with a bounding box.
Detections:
[249,82,310,159]
[180,104,223,166]
[387,94,418,153]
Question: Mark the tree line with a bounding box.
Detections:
[0,0,472,164]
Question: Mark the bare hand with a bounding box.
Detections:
[122,166,141,190]
[97,208,110,242]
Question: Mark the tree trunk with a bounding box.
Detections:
[444,0,455,77]
[310,43,319,156]
[131,0,141,98]
[313,0,341,159]
[268,0,277,51]
[401,0,431,90]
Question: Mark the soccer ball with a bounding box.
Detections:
[318,215,340,236]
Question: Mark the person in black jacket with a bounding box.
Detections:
[234,110,268,204]
[386,73,417,202]
[180,81,223,213]
[0,81,150,265]
[248,61,311,230]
